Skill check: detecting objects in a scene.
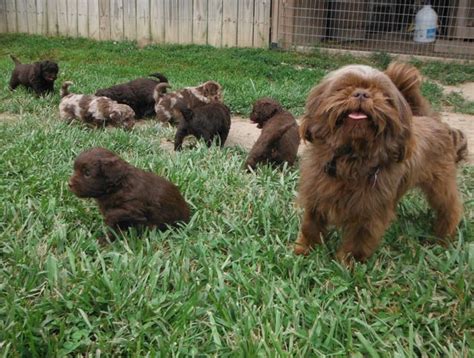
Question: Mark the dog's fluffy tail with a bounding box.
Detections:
[61,81,73,98]
[153,83,171,102]
[449,127,468,163]
[10,55,21,65]
[385,62,433,117]
[149,73,169,83]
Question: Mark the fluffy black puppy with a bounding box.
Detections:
[9,55,59,96]
[95,73,168,118]
[173,102,231,151]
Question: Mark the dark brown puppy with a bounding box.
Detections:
[245,98,300,170]
[173,102,231,151]
[69,147,190,242]
[95,73,168,118]
[9,55,59,96]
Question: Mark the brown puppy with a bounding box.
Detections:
[59,82,136,130]
[245,98,299,170]
[173,102,231,151]
[69,147,190,242]
[9,55,59,96]
[95,73,168,118]
[295,63,467,264]
[153,81,222,125]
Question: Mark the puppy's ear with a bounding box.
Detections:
[300,80,330,143]
[99,157,127,187]
[389,88,414,162]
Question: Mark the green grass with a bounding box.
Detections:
[0,34,473,356]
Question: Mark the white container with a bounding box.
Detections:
[414,4,438,43]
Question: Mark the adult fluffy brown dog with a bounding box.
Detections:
[69,147,190,242]
[295,63,467,263]
[245,98,299,170]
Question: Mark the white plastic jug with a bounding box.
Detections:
[414,4,438,43]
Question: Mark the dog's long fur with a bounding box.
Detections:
[95,73,168,118]
[60,82,136,129]
[153,81,222,125]
[173,102,231,151]
[9,55,59,96]
[69,147,190,242]
[245,98,300,170]
[295,62,467,263]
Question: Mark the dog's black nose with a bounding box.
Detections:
[352,90,370,100]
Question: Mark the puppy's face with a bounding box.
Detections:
[40,61,59,82]
[301,65,413,161]
[69,148,128,198]
[199,81,222,102]
[250,98,282,128]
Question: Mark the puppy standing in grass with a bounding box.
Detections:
[9,55,59,96]
[59,82,136,129]
[173,102,231,151]
[95,73,169,118]
[295,63,467,264]
[153,81,222,125]
[245,98,300,170]
[69,147,191,243]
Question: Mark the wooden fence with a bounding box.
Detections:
[0,0,272,48]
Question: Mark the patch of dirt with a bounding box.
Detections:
[441,112,474,164]
[441,82,474,102]
[0,112,20,123]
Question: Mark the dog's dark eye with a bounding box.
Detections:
[83,169,91,178]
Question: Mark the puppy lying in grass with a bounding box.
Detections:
[9,55,59,96]
[69,147,191,243]
[95,73,169,118]
[173,102,231,151]
[153,81,222,125]
[245,98,300,170]
[59,82,136,130]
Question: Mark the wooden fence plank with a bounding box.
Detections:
[16,0,29,33]
[26,0,37,34]
[222,0,238,47]
[237,0,253,47]
[88,0,100,39]
[207,0,223,47]
[6,0,18,33]
[178,0,193,44]
[77,0,88,37]
[253,0,270,47]
[36,0,47,35]
[99,0,111,40]
[57,0,68,36]
[47,0,58,35]
[110,0,123,40]
[67,0,78,37]
[0,0,7,33]
[136,0,150,44]
[164,0,178,44]
[150,0,164,43]
[123,0,136,41]
[193,0,208,44]
[271,0,279,45]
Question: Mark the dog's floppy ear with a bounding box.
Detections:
[300,80,331,143]
[391,88,414,162]
[153,83,171,102]
[99,157,127,187]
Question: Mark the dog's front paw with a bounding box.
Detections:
[293,234,313,255]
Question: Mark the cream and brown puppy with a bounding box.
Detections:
[59,81,136,129]
[153,80,222,125]
[295,63,467,264]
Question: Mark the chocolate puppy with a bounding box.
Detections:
[95,73,168,118]
[9,55,59,96]
[173,102,231,151]
[245,98,300,170]
[69,147,190,242]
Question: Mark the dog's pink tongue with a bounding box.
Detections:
[348,112,368,121]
